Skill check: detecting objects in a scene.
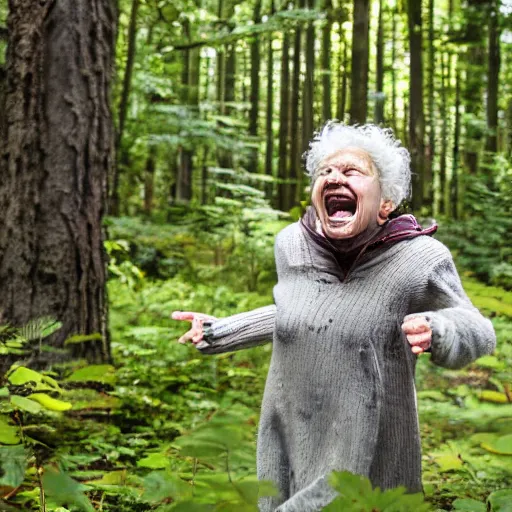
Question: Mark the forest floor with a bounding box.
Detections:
[1,219,511,511]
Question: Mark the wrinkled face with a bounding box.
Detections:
[311,147,391,239]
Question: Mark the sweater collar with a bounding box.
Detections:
[300,206,438,263]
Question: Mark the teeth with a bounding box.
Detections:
[329,215,354,223]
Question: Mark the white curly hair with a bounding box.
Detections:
[305,121,411,206]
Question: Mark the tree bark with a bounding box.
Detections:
[143,146,157,216]
[278,31,291,211]
[374,0,385,124]
[485,0,500,154]
[0,0,116,362]
[407,0,425,211]
[425,0,435,207]
[336,27,348,122]
[265,0,276,196]
[390,5,397,133]
[110,0,139,216]
[451,64,461,219]
[301,0,315,153]
[321,0,333,122]
[248,0,262,174]
[439,51,449,215]
[290,0,305,205]
[349,0,370,124]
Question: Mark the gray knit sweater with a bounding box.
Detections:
[196,222,496,511]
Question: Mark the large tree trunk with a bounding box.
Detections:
[349,0,370,124]
[110,0,139,216]
[0,0,116,362]
[439,50,449,215]
[390,5,397,133]
[407,0,425,211]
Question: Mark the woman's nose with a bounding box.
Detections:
[326,168,347,185]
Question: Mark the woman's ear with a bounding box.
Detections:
[377,200,395,225]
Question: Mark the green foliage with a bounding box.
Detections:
[325,471,429,511]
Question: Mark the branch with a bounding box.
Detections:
[0,26,8,41]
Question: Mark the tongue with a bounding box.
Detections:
[331,210,353,218]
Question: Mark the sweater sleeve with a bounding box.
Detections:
[406,252,496,370]
[274,475,337,512]
[195,305,276,355]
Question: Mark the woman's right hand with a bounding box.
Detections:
[171,311,218,345]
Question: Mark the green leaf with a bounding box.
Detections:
[0,415,20,445]
[0,445,28,487]
[137,453,171,469]
[7,366,45,385]
[488,489,512,512]
[65,364,116,385]
[479,390,509,403]
[0,387,9,397]
[10,395,42,414]
[434,454,464,472]
[27,393,72,411]
[142,471,192,503]
[64,333,103,345]
[452,498,486,511]
[42,469,94,511]
[481,434,512,455]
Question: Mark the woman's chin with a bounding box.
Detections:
[322,215,358,239]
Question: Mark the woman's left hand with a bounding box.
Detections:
[402,316,432,355]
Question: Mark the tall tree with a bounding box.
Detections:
[278,31,291,210]
[302,0,316,153]
[265,0,276,190]
[248,0,262,174]
[110,0,139,216]
[0,0,116,360]
[290,0,305,204]
[349,0,370,124]
[336,29,348,122]
[425,0,435,205]
[374,0,385,124]
[321,0,333,121]
[407,0,425,211]
[390,5,397,133]
[451,64,461,219]
[485,0,500,154]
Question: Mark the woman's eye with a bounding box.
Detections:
[345,169,361,176]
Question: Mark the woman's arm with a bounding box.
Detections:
[172,305,276,355]
[403,251,496,369]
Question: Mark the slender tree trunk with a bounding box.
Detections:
[290,0,305,204]
[374,0,385,124]
[278,32,291,211]
[391,5,397,133]
[143,146,157,216]
[439,51,449,215]
[451,64,461,219]
[302,0,315,152]
[321,0,333,122]
[349,0,370,124]
[265,0,276,196]
[110,0,139,216]
[463,0,487,174]
[248,0,262,174]
[407,0,425,211]
[177,19,200,202]
[336,28,348,122]
[485,0,500,155]
[0,0,116,362]
[425,0,435,208]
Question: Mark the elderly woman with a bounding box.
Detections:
[173,123,496,512]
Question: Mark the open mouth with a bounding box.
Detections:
[325,194,357,220]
